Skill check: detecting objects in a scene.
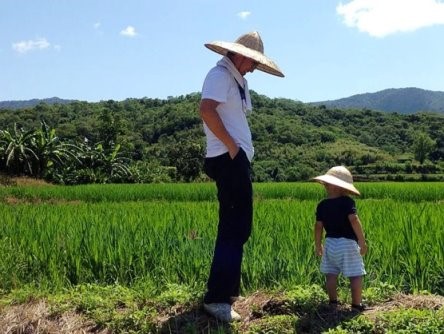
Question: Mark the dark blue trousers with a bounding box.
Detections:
[203,149,253,304]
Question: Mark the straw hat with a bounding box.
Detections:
[205,31,284,77]
[313,166,360,196]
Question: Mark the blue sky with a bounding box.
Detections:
[2,0,444,103]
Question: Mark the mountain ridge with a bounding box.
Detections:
[0,97,78,110]
[310,87,444,114]
[2,87,444,114]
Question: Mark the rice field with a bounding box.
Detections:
[0,182,443,295]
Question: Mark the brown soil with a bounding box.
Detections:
[0,177,51,187]
[3,197,82,205]
[0,301,108,334]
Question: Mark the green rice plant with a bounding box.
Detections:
[0,183,442,296]
[0,201,217,290]
[0,183,217,203]
[358,200,444,294]
[357,182,444,202]
[243,199,321,289]
[1,182,443,203]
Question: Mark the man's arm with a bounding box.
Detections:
[200,98,239,159]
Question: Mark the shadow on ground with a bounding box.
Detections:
[158,303,234,334]
[157,293,363,334]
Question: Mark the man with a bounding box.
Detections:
[200,31,284,322]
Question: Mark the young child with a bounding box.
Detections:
[313,166,368,311]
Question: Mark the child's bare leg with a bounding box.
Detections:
[326,274,338,302]
[350,276,362,305]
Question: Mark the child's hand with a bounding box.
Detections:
[358,240,368,255]
[315,245,323,256]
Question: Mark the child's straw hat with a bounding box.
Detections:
[314,166,360,196]
[204,31,284,77]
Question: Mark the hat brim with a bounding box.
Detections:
[205,41,284,77]
[313,175,361,196]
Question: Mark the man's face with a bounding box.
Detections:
[239,56,258,75]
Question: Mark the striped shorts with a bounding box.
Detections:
[320,237,366,277]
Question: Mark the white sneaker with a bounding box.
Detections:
[203,303,241,322]
[231,295,246,303]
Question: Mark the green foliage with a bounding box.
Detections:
[0,93,443,183]
[246,315,298,334]
[1,282,442,333]
[156,283,198,306]
[362,282,397,303]
[1,183,442,296]
[374,308,444,333]
[0,124,38,175]
[413,131,436,164]
[0,175,442,333]
[51,284,158,333]
[327,316,374,333]
[283,285,328,313]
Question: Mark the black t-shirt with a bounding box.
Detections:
[315,196,357,241]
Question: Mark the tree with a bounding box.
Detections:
[98,100,125,150]
[163,141,204,182]
[413,132,436,164]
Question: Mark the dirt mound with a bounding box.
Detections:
[0,301,108,334]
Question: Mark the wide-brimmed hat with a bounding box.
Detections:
[205,31,284,77]
[313,166,360,196]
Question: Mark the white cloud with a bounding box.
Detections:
[237,11,251,20]
[337,0,444,37]
[12,37,50,54]
[93,22,104,36]
[120,26,137,37]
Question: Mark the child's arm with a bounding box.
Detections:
[314,221,324,256]
[349,214,368,255]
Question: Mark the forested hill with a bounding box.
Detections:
[0,92,443,184]
[0,97,77,110]
[311,88,444,114]
[3,87,444,114]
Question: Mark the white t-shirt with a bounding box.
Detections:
[201,65,254,161]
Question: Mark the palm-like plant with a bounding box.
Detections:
[100,143,132,182]
[33,121,80,177]
[84,143,131,183]
[0,124,38,175]
[62,141,132,184]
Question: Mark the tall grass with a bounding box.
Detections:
[0,202,215,290]
[0,182,442,295]
[354,200,444,293]
[0,182,442,203]
[0,184,444,294]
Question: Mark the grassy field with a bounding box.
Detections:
[0,182,443,333]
